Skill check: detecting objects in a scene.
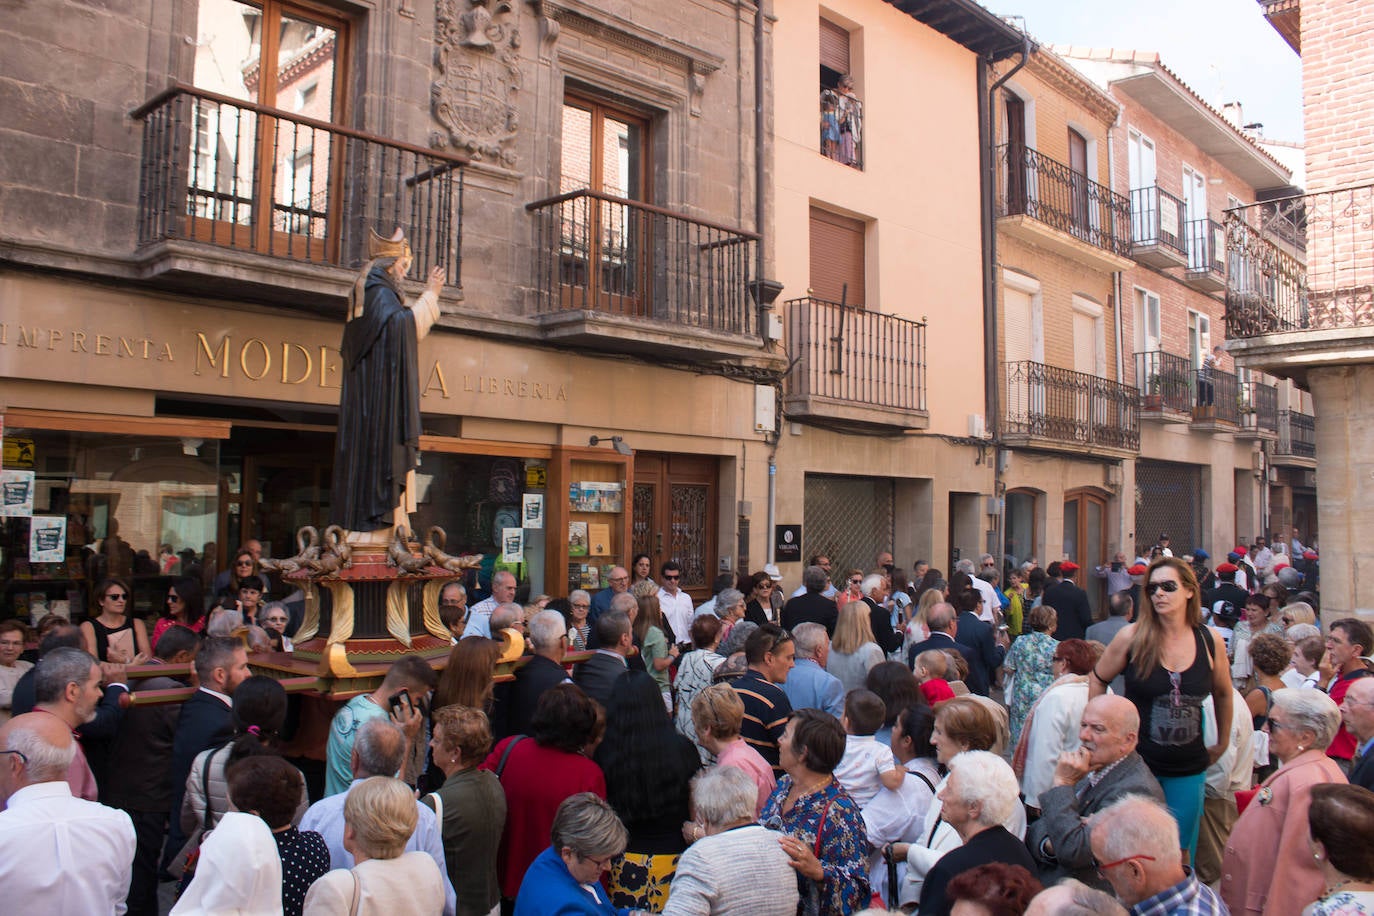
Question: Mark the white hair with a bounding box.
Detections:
[569,589,590,605]
[690,765,757,828]
[861,573,885,596]
[955,558,976,575]
[1273,687,1342,749]
[1088,796,1179,865]
[529,609,567,652]
[5,722,77,783]
[1286,623,1321,642]
[945,750,1019,827]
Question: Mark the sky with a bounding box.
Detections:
[990,0,1304,141]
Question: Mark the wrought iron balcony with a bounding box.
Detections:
[819,87,863,170]
[1137,350,1195,420]
[1225,184,1374,340]
[783,297,927,430]
[132,84,465,294]
[525,188,760,358]
[996,145,1132,270]
[1184,218,1226,292]
[1001,361,1140,456]
[1190,366,1239,430]
[1275,410,1317,465]
[1130,185,1189,268]
[1237,377,1279,439]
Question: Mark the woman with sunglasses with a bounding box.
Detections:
[1090,556,1233,863]
[81,577,151,664]
[214,548,261,610]
[153,577,206,650]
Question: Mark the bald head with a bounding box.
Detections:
[1342,677,1374,742]
[0,712,76,802]
[490,602,523,633]
[927,602,956,634]
[1026,881,1128,916]
[1079,694,1140,770]
[608,567,630,594]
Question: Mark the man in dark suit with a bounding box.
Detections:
[500,609,572,738]
[860,573,903,655]
[1341,677,1374,791]
[907,603,987,695]
[1042,561,1092,641]
[163,636,250,873]
[572,610,631,709]
[1027,694,1165,891]
[781,565,839,636]
[1087,590,1133,695]
[953,587,1004,696]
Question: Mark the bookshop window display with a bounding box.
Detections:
[408,453,550,599]
[0,427,220,624]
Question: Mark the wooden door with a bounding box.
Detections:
[1064,490,1108,616]
[1005,94,1028,215]
[631,454,718,601]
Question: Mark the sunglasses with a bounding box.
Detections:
[1145,581,1181,595]
[663,574,680,581]
[105,593,128,601]
[849,578,862,586]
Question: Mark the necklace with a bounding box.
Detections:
[793,774,832,797]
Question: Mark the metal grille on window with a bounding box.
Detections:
[632,484,655,561]
[1134,461,1203,556]
[670,484,709,589]
[802,474,895,578]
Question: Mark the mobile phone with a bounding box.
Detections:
[388,688,412,717]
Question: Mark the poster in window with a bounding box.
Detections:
[501,527,525,564]
[0,469,35,518]
[568,521,588,556]
[30,515,67,563]
[522,494,544,529]
[588,523,611,557]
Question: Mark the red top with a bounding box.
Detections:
[480,736,606,898]
[920,679,956,705]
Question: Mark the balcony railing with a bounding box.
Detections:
[1193,367,1240,425]
[132,83,465,285]
[1130,185,1188,258]
[1186,218,1226,275]
[525,189,758,336]
[1240,377,1279,432]
[819,87,863,170]
[784,297,926,413]
[1002,361,1140,452]
[1225,184,1374,339]
[1137,350,1195,414]
[996,145,1131,258]
[1277,410,1316,459]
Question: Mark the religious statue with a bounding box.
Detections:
[330,228,445,539]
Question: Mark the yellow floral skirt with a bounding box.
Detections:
[607,851,681,911]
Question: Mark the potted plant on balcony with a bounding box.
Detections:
[1239,395,1259,429]
[1144,374,1165,411]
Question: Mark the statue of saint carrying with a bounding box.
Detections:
[329,228,445,540]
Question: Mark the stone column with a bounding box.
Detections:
[1307,364,1374,622]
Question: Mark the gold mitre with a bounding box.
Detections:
[367,227,413,261]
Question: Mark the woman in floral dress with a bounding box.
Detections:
[1002,604,1059,745]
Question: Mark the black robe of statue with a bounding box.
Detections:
[331,265,422,531]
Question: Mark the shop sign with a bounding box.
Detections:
[775,524,802,562]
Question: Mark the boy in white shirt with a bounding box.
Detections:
[832,689,905,807]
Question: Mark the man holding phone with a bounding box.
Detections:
[324,655,438,796]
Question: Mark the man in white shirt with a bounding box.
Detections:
[302,717,456,916]
[463,570,516,638]
[657,561,696,645]
[0,712,135,914]
[958,558,1000,622]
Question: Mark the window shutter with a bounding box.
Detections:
[809,208,865,307]
[1004,286,1032,365]
[819,19,851,75]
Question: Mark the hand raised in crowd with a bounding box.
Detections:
[425,265,446,294]
[391,696,424,742]
[1052,746,1092,787]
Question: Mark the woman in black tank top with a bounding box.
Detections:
[80,577,151,663]
[1087,557,1233,861]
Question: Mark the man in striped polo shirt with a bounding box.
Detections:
[732,623,795,775]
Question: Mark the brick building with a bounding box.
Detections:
[1224,0,1374,617]
[1056,48,1301,565]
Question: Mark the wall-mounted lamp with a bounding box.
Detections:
[589,435,633,456]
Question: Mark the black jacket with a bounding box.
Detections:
[573,651,630,709]
[919,825,1037,916]
[1350,745,1374,792]
[1042,579,1092,641]
[863,596,903,655]
[907,633,987,696]
[103,674,186,811]
[504,654,572,738]
[163,689,233,869]
[955,611,1004,695]
[781,591,838,636]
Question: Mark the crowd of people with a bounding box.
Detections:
[3,534,1371,916]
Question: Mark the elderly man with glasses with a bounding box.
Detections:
[1089,796,1226,915]
[1341,677,1374,791]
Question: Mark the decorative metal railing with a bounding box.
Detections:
[1136,351,1195,413]
[1130,185,1188,257]
[1193,367,1240,424]
[525,189,758,335]
[1185,217,1226,276]
[996,145,1131,257]
[132,84,465,284]
[1002,361,1140,451]
[784,297,926,413]
[1276,410,1316,459]
[1240,377,1279,432]
[1225,184,1374,338]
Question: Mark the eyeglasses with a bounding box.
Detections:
[0,749,28,766]
[663,574,680,581]
[579,853,614,872]
[1145,581,1181,595]
[236,560,254,567]
[1095,853,1155,875]
[104,593,128,601]
[849,578,862,586]
[609,575,629,583]
[572,602,590,609]
[1266,718,1299,733]
[1168,671,1182,709]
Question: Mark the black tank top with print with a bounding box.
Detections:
[1124,626,1214,777]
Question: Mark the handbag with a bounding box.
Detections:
[168,744,224,879]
